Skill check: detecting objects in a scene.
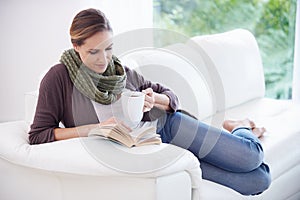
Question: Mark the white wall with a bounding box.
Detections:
[95,0,153,34]
[0,0,153,122]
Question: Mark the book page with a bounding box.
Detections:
[88,121,161,147]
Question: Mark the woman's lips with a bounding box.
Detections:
[95,64,106,68]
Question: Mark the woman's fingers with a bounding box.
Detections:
[142,88,155,112]
[99,117,132,131]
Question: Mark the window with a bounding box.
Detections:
[153,0,297,99]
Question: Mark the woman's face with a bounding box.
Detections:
[74,31,113,74]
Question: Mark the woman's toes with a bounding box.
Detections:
[248,119,256,129]
[252,127,266,138]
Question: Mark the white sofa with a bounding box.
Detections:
[1,29,299,200]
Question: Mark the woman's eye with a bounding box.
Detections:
[106,47,113,51]
[89,50,99,55]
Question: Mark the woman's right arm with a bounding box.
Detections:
[28,65,101,144]
[28,66,67,144]
[53,124,97,141]
[53,117,126,141]
[29,65,101,144]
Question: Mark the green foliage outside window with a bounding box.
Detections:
[154,0,297,99]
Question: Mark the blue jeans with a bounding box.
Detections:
[157,112,271,195]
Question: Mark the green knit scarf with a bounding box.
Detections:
[60,49,126,104]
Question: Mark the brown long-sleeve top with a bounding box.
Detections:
[28,64,179,145]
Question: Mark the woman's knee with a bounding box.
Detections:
[240,163,271,195]
[233,129,265,172]
[256,163,271,194]
[240,143,265,172]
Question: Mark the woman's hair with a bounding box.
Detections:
[70,8,112,46]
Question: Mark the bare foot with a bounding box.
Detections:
[252,127,266,138]
[222,118,255,132]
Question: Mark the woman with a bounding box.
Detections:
[29,8,271,195]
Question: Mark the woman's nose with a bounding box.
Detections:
[96,51,107,63]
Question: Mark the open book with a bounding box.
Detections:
[88,123,162,148]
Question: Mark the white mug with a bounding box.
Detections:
[121,91,145,127]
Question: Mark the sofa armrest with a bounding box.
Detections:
[0,121,201,190]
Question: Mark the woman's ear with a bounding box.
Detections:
[73,44,79,52]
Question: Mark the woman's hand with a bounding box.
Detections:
[142,88,155,112]
[142,88,172,112]
[54,117,131,141]
[99,117,131,131]
[99,116,121,126]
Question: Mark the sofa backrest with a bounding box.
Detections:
[120,46,215,120]
[121,29,265,120]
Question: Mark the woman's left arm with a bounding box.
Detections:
[124,66,179,113]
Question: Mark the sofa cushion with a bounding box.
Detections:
[202,99,300,199]
[191,29,265,111]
